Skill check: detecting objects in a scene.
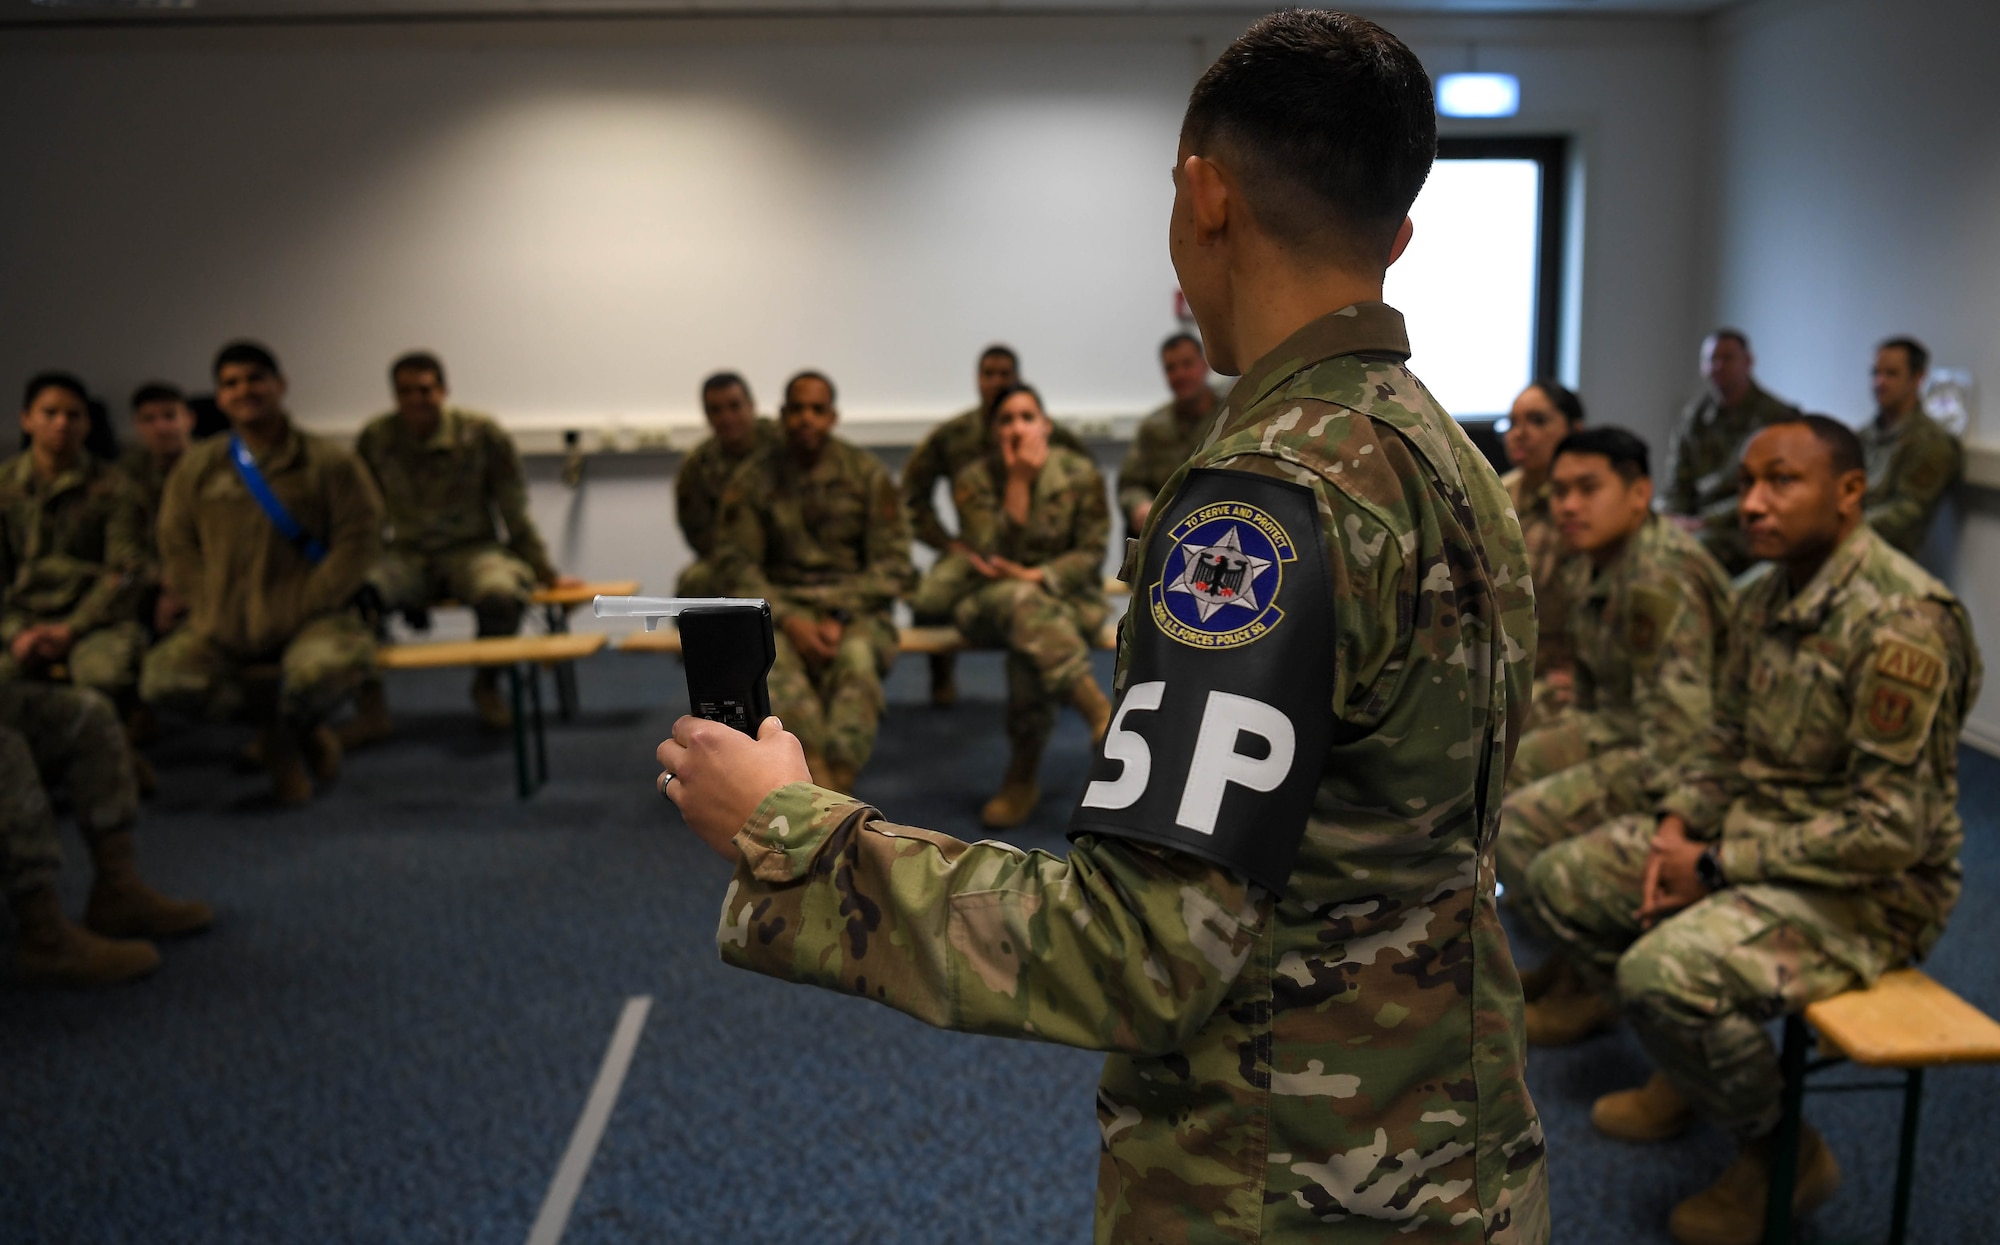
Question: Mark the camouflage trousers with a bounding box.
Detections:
[770,611,898,773]
[1497,715,1649,906]
[140,613,374,727]
[372,545,536,637]
[675,558,732,600]
[951,578,1104,753]
[0,619,148,704]
[1527,814,1906,1139]
[0,681,135,898]
[906,553,986,625]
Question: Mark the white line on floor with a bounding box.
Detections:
[525,995,653,1245]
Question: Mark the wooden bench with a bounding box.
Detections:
[404,579,638,721]
[376,633,609,798]
[1765,967,2000,1244]
[617,621,1119,656]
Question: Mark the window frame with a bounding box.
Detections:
[1432,134,1570,396]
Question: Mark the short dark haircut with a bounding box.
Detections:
[1766,413,1865,478]
[1553,425,1649,482]
[22,371,88,411]
[1528,379,1585,427]
[1879,336,1930,376]
[1161,332,1204,357]
[213,340,281,380]
[701,371,753,404]
[390,350,447,388]
[1181,11,1435,267]
[783,370,837,407]
[986,382,1046,424]
[1707,328,1750,352]
[979,344,1018,368]
[130,381,185,410]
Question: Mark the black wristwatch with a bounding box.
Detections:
[1696,846,1727,893]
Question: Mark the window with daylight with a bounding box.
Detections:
[1383,136,1569,420]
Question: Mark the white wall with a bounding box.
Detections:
[1705,0,2000,747]
[0,11,1712,602]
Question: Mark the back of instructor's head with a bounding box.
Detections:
[1182,11,1436,271]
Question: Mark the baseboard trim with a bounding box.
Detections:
[1961,717,2000,760]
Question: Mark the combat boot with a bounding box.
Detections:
[1070,675,1112,746]
[263,723,312,806]
[980,743,1044,829]
[1524,983,1618,1046]
[471,669,513,732]
[10,886,159,986]
[1592,1071,1693,1141]
[929,653,958,708]
[336,678,394,750]
[84,830,213,939]
[1668,1124,1839,1245]
[1518,955,1569,1002]
[302,723,342,785]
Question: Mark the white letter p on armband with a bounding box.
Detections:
[1176,691,1296,835]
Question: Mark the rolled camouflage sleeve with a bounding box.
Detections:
[486,426,557,583]
[842,470,915,615]
[1042,465,1110,600]
[58,488,147,636]
[1629,583,1721,763]
[901,431,955,553]
[1658,620,1753,835]
[300,455,385,619]
[674,446,718,560]
[1717,605,1971,889]
[719,782,1267,1054]
[1867,428,1961,557]
[711,480,800,626]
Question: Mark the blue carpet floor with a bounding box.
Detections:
[3,650,1996,1244]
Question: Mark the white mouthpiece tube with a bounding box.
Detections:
[592,595,769,631]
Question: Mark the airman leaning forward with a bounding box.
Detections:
[657,15,1548,1241]
[352,351,577,736]
[140,341,385,806]
[1527,416,1979,1245]
[0,372,148,707]
[712,371,914,794]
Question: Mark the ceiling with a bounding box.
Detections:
[5,0,1745,24]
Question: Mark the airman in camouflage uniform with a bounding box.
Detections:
[714,373,914,792]
[902,346,1087,705]
[354,354,566,733]
[1501,504,1731,896]
[1498,380,1586,728]
[711,303,1548,1243]
[1117,333,1220,532]
[122,383,202,648]
[910,385,1112,827]
[1860,337,1962,558]
[3,679,211,985]
[1,377,148,703]
[140,342,384,804]
[676,375,782,597]
[1661,331,1798,574]
[1527,416,1978,1244]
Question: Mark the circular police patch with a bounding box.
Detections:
[1148,499,1297,649]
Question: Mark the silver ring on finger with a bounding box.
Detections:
[658,770,677,798]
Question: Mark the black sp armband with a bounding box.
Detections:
[1068,468,1336,893]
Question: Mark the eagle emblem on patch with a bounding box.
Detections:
[1149,499,1296,650]
[1868,686,1914,735]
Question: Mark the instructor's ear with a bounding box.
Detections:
[1183,154,1231,242]
[1387,216,1415,267]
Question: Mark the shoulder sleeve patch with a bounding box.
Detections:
[1851,635,1951,766]
[1068,467,1334,893]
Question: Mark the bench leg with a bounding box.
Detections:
[509,664,532,799]
[1889,1067,1924,1245]
[545,603,580,722]
[1764,1014,1810,1245]
[528,661,549,789]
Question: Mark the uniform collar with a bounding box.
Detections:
[410,407,461,451]
[1582,512,1658,601]
[240,416,306,473]
[1218,301,1412,428]
[1769,524,1873,630]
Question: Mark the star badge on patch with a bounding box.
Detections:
[1164,524,1273,622]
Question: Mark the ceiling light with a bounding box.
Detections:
[1437,73,1520,119]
